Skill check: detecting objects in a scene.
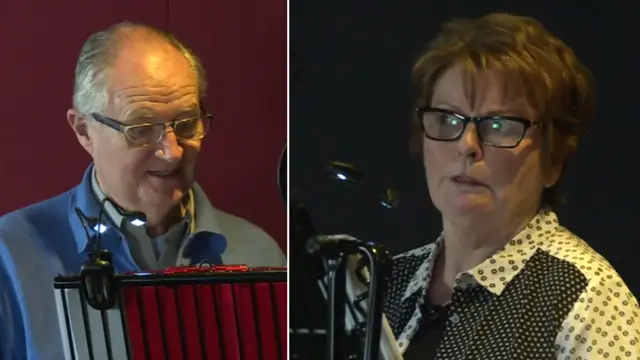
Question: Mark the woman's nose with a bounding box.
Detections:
[457,124,484,161]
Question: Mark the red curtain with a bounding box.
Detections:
[0,0,286,249]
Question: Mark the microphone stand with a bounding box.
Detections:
[290,202,333,360]
[306,236,391,360]
[291,160,396,360]
[325,256,346,360]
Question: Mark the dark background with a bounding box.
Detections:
[290,1,640,295]
[0,0,287,248]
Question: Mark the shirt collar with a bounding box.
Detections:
[91,166,193,234]
[400,209,558,301]
[190,182,223,236]
[91,167,126,227]
[469,210,559,295]
[69,165,103,253]
[70,164,226,254]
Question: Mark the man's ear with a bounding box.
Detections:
[67,109,94,156]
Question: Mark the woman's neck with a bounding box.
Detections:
[428,206,538,302]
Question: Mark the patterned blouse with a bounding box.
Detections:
[384,210,640,359]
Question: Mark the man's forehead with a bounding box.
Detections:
[125,104,199,117]
[106,46,197,97]
[112,44,193,77]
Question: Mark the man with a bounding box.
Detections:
[0,22,285,359]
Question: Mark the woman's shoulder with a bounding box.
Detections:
[549,228,640,357]
[394,235,444,262]
[394,242,437,261]
[391,240,441,281]
[539,225,626,286]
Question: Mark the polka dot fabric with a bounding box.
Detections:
[382,209,640,359]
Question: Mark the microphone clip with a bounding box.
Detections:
[80,249,117,311]
[74,197,146,311]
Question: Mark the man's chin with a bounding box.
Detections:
[140,188,187,208]
[145,171,188,191]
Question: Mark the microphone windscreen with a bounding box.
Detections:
[186,231,227,265]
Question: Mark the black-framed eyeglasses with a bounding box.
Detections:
[90,110,212,148]
[416,107,542,148]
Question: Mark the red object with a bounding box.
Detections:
[120,267,287,360]
[167,265,250,274]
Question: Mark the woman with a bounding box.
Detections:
[349,13,639,360]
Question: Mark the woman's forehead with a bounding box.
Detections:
[432,63,535,116]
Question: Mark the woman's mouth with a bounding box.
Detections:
[451,175,485,187]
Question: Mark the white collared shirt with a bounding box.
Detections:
[384,210,640,359]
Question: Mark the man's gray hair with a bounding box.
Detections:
[72,21,207,115]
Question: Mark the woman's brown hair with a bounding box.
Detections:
[410,13,596,208]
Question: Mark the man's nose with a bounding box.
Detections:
[155,127,184,162]
[457,124,484,161]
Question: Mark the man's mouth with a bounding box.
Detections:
[148,169,181,178]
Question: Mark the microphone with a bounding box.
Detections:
[74,197,146,311]
[277,145,287,204]
[305,234,368,258]
[94,197,146,259]
[185,231,227,266]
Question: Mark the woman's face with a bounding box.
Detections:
[423,64,556,219]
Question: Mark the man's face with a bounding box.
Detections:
[70,43,202,224]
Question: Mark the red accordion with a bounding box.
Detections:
[54,265,287,360]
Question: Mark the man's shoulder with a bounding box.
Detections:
[211,207,270,238]
[0,189,79,360]
[211,207,285,266]
[192,183,282,251]
[0,191,73,231]
[0,190,76,254]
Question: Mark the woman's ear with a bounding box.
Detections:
[544,165,562,188]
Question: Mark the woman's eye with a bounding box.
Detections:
[443,115,460,126]
[489,121,503,130]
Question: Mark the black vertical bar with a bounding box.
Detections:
[135,287,151,360]
[269,283,283,360]
[118,287,133,360]
[326,259,346,360]
[192,286,208,360]
[61,290,77,360]
[100,310,114,360]
[250,284,264,360]
[230,285,244,360]
[154,286,170,360]
[173,287,189,359]
[79,291,96,360]
[211,285,226,359]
